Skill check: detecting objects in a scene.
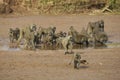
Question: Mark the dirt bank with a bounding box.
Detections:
[0,15,120,80]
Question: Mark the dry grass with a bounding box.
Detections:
[1,0,120,15]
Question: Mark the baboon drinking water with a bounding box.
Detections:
[9,28,20,43]
[68,26,88,48]
[36,26,57,49]
[8,19,108,50]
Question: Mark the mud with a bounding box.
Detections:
[0,15,120,80]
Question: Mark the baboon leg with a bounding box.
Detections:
[74,60,80,69]
[62,42,68,54]
[77,62,80,69]
[93,41,96,48]
[92,37,96,48]
[65,49,68,55]
[74,61,77,69]
[44,43,47,50]
[65,45,68,55]
[40,43,44,50]
[31,40,35,50]
[69,42,73,53]
[24,40,29,50]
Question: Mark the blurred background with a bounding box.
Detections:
[0,0,120,15]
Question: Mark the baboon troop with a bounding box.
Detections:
[9,20,108,52]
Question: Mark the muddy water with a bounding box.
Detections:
[0,38,21,51]
[0,15,120,50]
[0,44,21,51]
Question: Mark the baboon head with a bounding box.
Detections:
[70,26,74,30]
[52,26,56,33]
[98,20,104,32]
[9,28,13,33]
[30,24,37,32]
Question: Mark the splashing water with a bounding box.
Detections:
[0,45,21,51]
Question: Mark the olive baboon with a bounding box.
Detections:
[86,20,104,36]
[9,28,20,43]
[69,52,88,69]
[74,53,81,69]
[95,31,108,45]
[68,26,88,48]
[88,31,108,47]
[61,35,73,54]
[55,31,67,49]
[17,25,36,50]
[86,20,106,47]
[36,26,57,49]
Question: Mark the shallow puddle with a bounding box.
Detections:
[0,45,21,51]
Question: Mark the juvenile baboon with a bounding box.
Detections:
[9,28,20,43]
[74,53,81,69]
[9,28,14,43]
